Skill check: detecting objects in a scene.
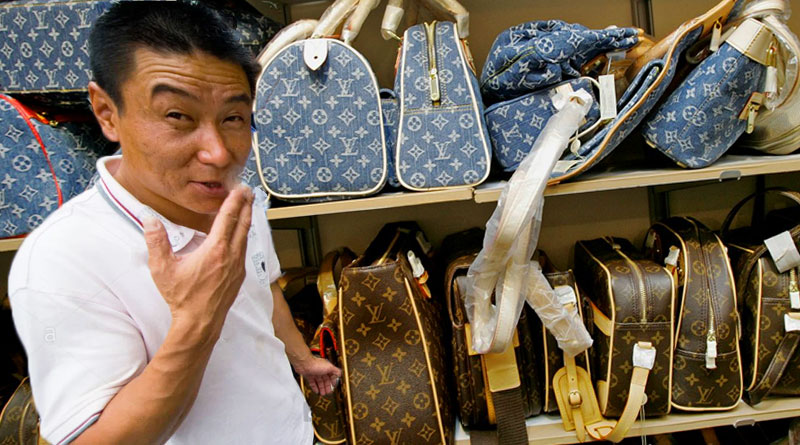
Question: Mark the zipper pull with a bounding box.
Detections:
[709,19,723,52]
[764,42,778,100]
[425,22,441,105]
[790,268,800,310]
[706,328,717,369]
[738,92,764,134]
[407,250,431,299]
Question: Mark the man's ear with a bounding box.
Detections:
[88,81,120,143]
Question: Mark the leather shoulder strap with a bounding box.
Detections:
[318,247,357,316]
[747,330,800,405]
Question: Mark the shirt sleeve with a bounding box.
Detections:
[10,288,147,445]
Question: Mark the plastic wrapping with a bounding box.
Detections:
[381,0,405,40]
[343,0,381,44]
[418,0,470,37]
[256,19,318,67]
[312,0,359,38]
[464,89,593,354]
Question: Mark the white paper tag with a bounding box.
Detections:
[791,289,800,310]
[710,22,722,52]
[554,285,577,306]
[304,39,327,71]
[599,74,617,122]
[785,313,800,332]
[765,231,800,273]
[665,246,681,267]
[633,343,657,370]
[765,66,778,97]
[706,338,718,369]
[553,160,580,174]
[551,83,575,111]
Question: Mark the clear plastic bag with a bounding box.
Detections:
[464,88,594,355]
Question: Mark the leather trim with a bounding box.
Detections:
[725,18,773,65]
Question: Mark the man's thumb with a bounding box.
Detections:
[142,216,172,266]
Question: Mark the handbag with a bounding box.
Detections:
[384,1,492,191]
[280,267,322,344]
[644,217,743,411]
[643,18,774,168]
[735,0,800,155]
[252,0,388,202]
[338,222,454,444]
[441,228,543,444]
[721,188,800,405]
[0,94,114,239]
[0,378,45,445]
[298,248,355,445]
[574,238,675,419]
[484,77,601,172]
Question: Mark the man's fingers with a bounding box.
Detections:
[208,185,253,242]
[230,188,254,252]
[143,216,173,269]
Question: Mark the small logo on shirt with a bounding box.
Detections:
[251,251,268,287]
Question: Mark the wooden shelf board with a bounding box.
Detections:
[473,153,800,203]
[454,397,800,444]
[0,238,23,252]
[267,187,474,220]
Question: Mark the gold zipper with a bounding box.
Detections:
[607,238,648,323]
[424,21,441,105]
[706,295,717,369]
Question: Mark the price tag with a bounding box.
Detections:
[765,231,800,273]
[785,313,800,332]
[599,74,617,121]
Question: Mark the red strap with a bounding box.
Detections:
[0,95,64,207]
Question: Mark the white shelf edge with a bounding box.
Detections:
[267,187,474,220]
[474,153,800,203]
[455,397,800,444]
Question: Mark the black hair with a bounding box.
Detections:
[89,1,260,111]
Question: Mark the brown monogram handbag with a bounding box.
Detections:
[645,217,743,411]
[722,189,800,405]
[0,378,46,445]
[297,248,356,444]
[441,228,543,445]
[338,222,454,444]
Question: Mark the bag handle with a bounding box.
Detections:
[342,0,381,44]
[317,247,357,317]
[256,19,319,68]
[747,329,800,404]
[381,0,469,40]
[720,187,800,239]
[312,0,359,38]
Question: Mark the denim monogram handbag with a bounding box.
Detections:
[643,18,774,168]
[0,94,114,238]
[393,20,491,191]
[484,77,601,172]
[252,1,387,202]
[0,0,280,108]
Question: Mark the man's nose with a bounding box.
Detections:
[196,123,232,167]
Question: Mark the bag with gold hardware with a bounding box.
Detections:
[380,0,491,191]
[549,238,672,444]
[0,377,47,445]
[338,222,454,444]
[722,189,800,405]
[292,249,356,445]
[644,217,743,411]
[281,267,322,344]
[441,228,543,444]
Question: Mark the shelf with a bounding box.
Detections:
[0,238,23,252]
[266,186,474,220]
[474,153,800,203]
[454,397,800,444]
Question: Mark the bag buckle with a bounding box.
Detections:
[568,390,583,408]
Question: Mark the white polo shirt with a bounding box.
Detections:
[8,156,312,444]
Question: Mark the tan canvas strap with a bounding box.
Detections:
[256,19,318,68]
[725,18,774,65]
[317,248,357,317]
[381,0,470,39]
[748,325,800,404]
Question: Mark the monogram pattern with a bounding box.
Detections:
[0,0,279,107]
[485,77,600,172]
[646,217,742,410]
[339,233,453,444]
[254,39,386,201]
[0,94,112,238]
[552,27,703,182]
[0,378,40,445]
[441,229,543,429]
[574,237,674,417]
[480,20,639,104]
[380,88,400,188]
[395,22,490,191]
[643,42,766,168]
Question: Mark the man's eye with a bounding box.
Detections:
[224,115,244,123]
[166,112,187,121]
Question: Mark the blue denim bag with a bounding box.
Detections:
[643,18,773,168]
[547,0,746,184]
[253,38,387,201]
[0,0,280,108]
[485,78,600,172]
[394,21,491,191]
[0,94,114,238]
[380,88,400,188]
[480,20,640,105]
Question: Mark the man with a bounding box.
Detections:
[8,3,340,444]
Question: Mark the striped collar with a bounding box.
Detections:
[95,155,199,252]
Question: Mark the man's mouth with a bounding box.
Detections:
[202,181,223,189]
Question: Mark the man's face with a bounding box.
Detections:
[103,48,252,230]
